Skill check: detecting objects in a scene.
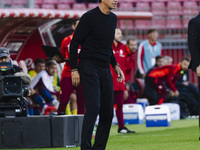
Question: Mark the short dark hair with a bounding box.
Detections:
[45,59,57,67]
[147,28,157,34]
[156,55,163,62]
[34,58,45,66]
[99,0,102,3]
[180,57,190,62]
[127,38,136,45]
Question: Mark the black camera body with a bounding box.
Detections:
[0,61,27,117]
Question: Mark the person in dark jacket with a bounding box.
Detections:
[144,58,190,105]
[188,13,200,140]
[176,69,199,115]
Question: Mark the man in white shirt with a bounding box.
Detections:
[29,60,59,115]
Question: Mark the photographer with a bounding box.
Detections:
[0,47,22,74]
[0,47,31,117]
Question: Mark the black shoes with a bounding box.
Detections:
[118,127,136,133]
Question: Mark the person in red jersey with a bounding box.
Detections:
[124,37,137,82]
[54,18,85,115]
[111,28,135,133]
[144,58,190,105]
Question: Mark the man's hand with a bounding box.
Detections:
[196,66,200,77]
[169,91,175,97]
[183,81,189,86]
[169,90,179,97]
[114,65,125,82]
[53,55,62,63]
[174,90,179,97]
[71,70,80,87]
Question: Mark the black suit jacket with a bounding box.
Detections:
[188,12,200,72]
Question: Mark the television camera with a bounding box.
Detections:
[0,61,28,117]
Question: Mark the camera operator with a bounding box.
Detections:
[0,47,31,88]
[0,47,32,117]
[0,47,22,73]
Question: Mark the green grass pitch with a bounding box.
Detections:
[7,119,199,150]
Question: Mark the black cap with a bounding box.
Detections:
[0,47,10,58]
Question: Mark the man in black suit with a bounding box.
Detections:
[187,13,200,140]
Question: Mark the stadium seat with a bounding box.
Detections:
[11,4,26,8]
[57,4,71,10]
[118,20,134,30]
[4,0,12,5]
[35,0,43,5]
[151,2,166,16]
[34,4,41,8]
[119,3,134,11]
[88,3,99,10]
[13,0,27,5]
[41,4,55,9]
[73,3,87,10]
[43,0,58,4]
[151,16,165,29]
[136,2,150,11]
[183,15,191,29]
[135,20,151,29]
[123,0,137,3]
[183,1,198,16]
[58,0,76,4]
[166,16,182,29]
[167,1,182,15]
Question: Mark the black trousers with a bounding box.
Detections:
[79,60,114,150]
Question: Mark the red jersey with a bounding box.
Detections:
[148,64,182,92]
[61,33,80,78]
[124,52,136,82]
[111,42,131,91]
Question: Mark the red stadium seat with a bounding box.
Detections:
[58,0,76,4]
[151,2,166,16]
[139,0,153,2]
[135,20,151,29]
[183,1,198,16]
[57,4,71,10]
[167,1,182,15]
[73,3,87,10]
[11,4,25,8]
[34,4,41,8]
[151,16,165,29]
[41,4,55,9]
[123,0,137,3]
[136,2,150,11]
[4,0,12,5]
[118,20,134,30]
[13,0,27,5]
[166,16,182,29]
[119,3,134,11]
[35,0,43,5]
[183,15,190,29]
[43,0,58,4]
[88,3,99,10]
